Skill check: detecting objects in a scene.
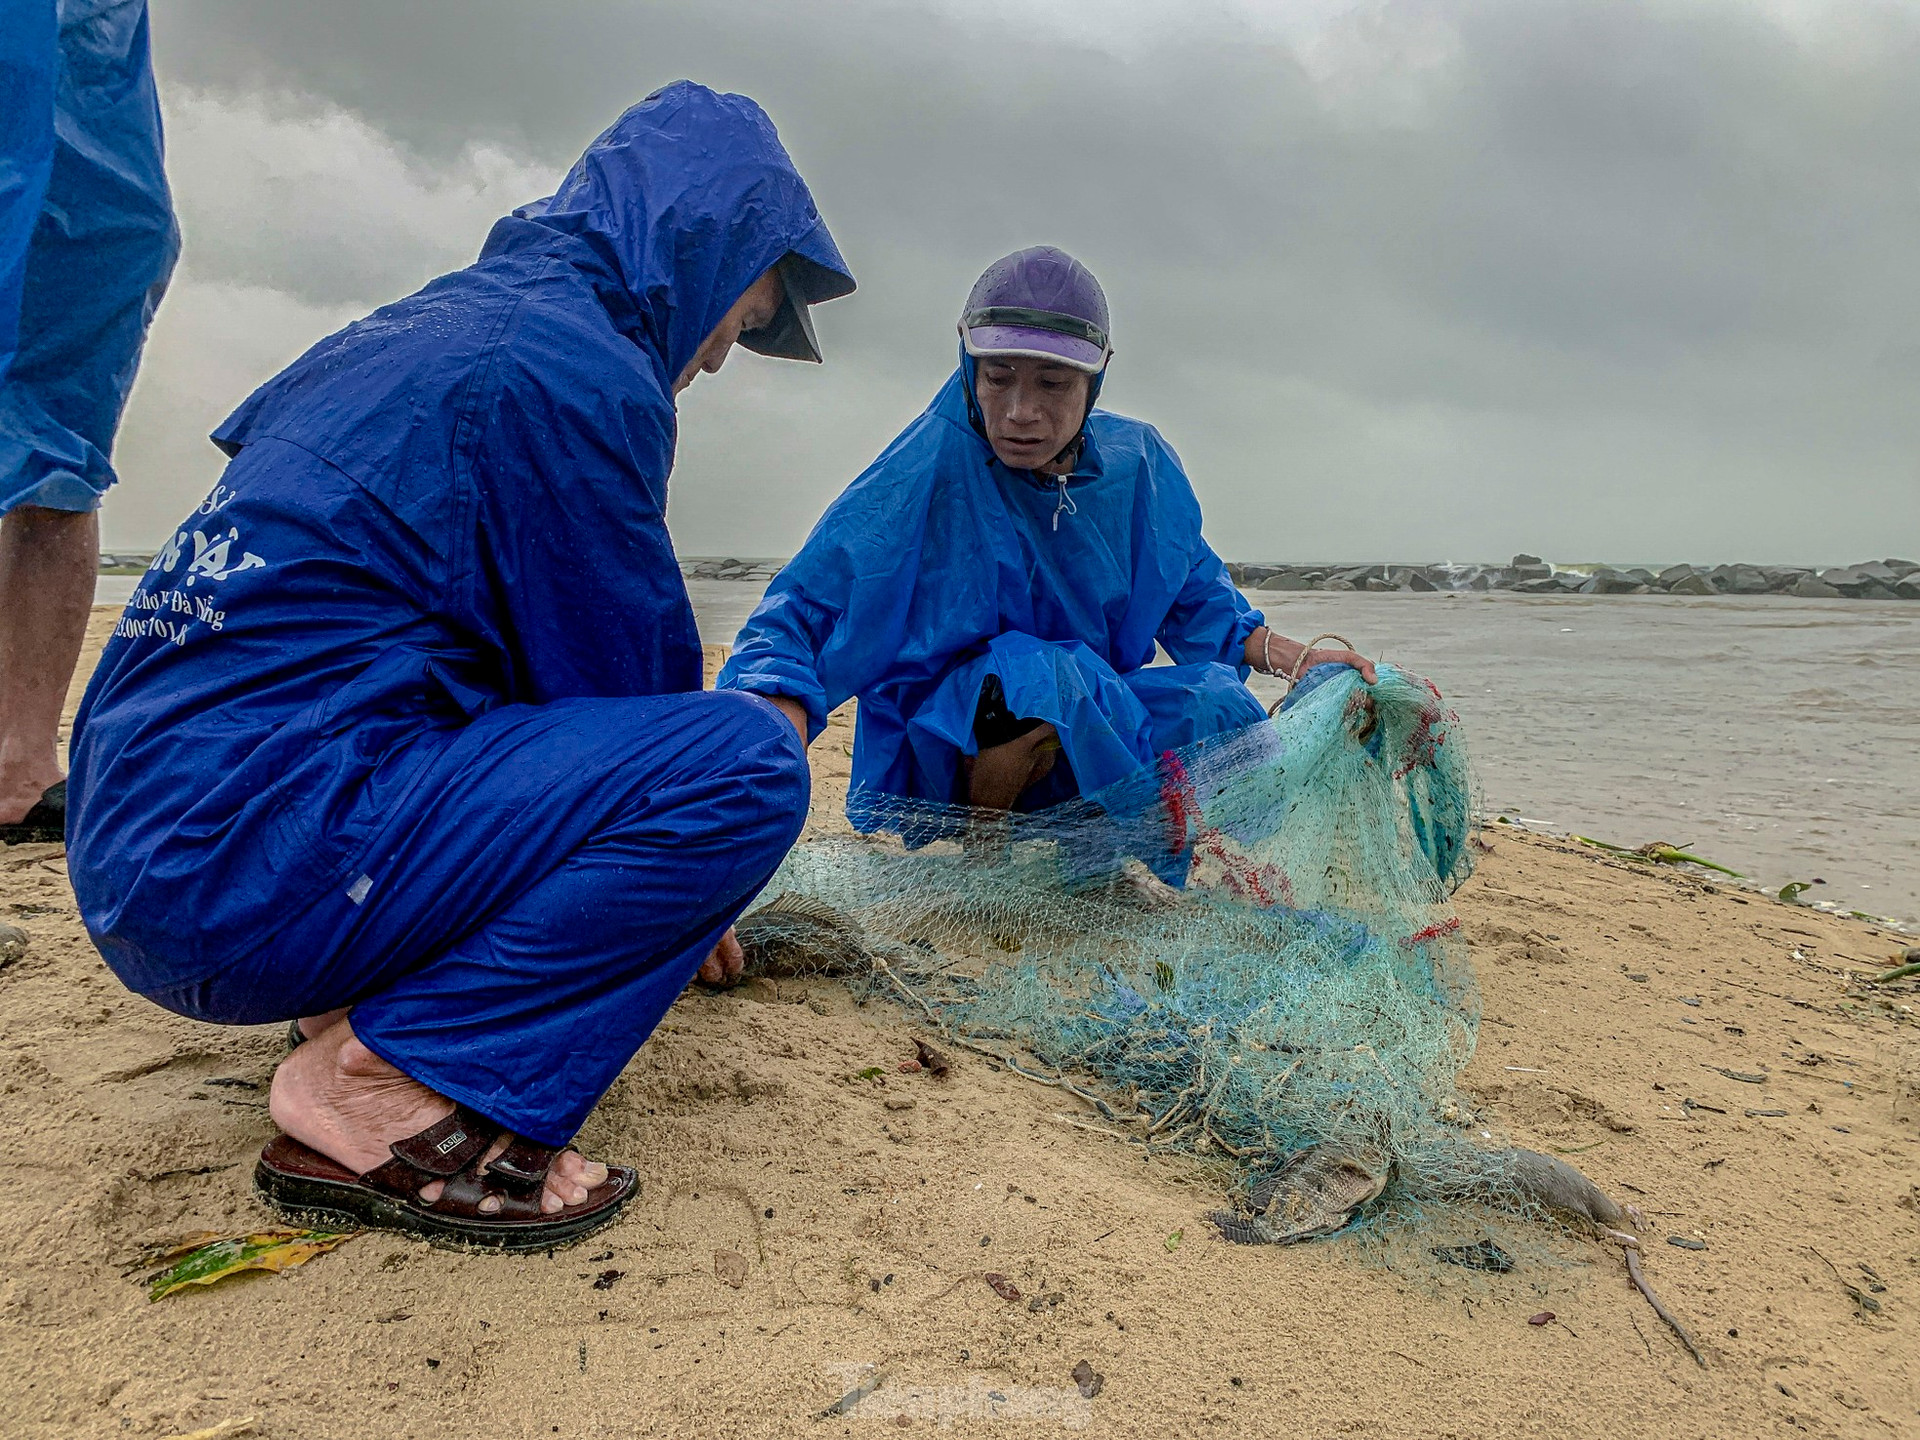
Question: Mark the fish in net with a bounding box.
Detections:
[732,662,1627,1243]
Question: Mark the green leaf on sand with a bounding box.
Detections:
[145,1227,359,1301]
[1778,882,1812,903]
[1574,835,1743,878]
[1165,1227,1184,1253]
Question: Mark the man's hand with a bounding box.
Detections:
[1297,646,1377,685]
[1245,626,1377,685]
[698,927,744,986]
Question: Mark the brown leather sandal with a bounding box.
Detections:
[254,1106,636,1252]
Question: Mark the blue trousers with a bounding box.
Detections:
[139,691,807,1145]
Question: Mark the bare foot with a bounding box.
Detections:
[0,771,60,827]
[269,1018,606,1214]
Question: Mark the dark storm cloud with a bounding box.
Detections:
[116,0,1920,562]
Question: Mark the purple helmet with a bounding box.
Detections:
[960,246,1111,373]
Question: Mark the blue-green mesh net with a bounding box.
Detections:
[740,663,1512,1227]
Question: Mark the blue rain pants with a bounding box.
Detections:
[1,0,178,515]
[141,691,807,1145]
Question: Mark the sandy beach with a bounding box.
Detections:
[2,612,1914,1439]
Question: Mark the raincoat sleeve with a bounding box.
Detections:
[1157,537,1262,666]
[471,347,702,702]
[719,419,943,740]
[1146,427,1263,666]
[718,579,842,736]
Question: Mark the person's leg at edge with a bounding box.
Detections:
[0,504,96,823]
[293,1008,350,1042]
[267,694,808,1213]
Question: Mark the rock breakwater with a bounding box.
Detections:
[1222,555,1920,599]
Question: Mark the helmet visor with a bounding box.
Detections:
[961,305,1109,372]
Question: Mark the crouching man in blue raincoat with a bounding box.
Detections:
[67,84,854,1250]
[718,246,1373,840]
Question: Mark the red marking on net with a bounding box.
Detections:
[1393,703,1447,780]
[1195,830,1296,909]
[1399,917,1462,949]
[1159,749,1197,858]
[1162,748,1306,909]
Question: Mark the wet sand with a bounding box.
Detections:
[1,615,1914,1438]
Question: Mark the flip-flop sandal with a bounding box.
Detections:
[255,1105,636,1252]
[0,781,65,845]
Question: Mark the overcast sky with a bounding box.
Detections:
[108,0,1920,564]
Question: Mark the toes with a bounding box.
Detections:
[553,1150,608,1187]
[525,1150,606,1212]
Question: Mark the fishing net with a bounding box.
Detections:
[737,662,1518,1235]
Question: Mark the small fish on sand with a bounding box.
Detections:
[732,893,870,979]
[1209,1144,1391,1244]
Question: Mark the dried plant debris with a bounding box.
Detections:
[1812,1249,1884,1316]
[141,1227,359,1301]
[160,1418,261,1440]
[983,1272,1022,1301]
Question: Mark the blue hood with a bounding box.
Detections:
[489,80,854,384]
[211,80,855,500]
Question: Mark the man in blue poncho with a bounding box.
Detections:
[67,83,854,1250]
[1,0,177,843]
[719,246,1372,838]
